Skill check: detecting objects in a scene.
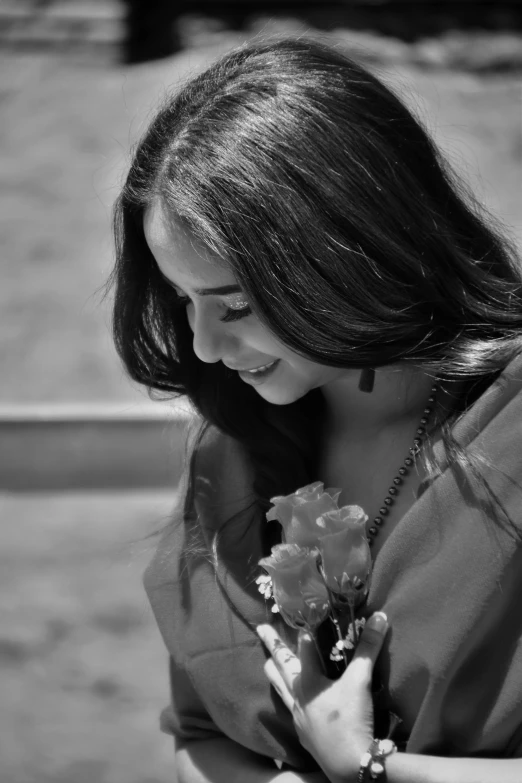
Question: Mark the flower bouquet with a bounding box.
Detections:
[257,481,372,678]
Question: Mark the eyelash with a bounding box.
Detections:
[175,295,252,323]
[220,305,253,323]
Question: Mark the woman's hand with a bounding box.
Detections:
[257,613,389,783]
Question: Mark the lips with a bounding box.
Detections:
[236,359,281,385]
[241,360,278,374]
[226,360,277,373]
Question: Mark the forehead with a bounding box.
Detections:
[143,201,234,287]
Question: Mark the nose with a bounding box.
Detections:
[189,306,235,364]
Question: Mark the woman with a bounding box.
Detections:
[110,35,522,782]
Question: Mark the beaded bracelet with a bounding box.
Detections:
[357,738,397,782]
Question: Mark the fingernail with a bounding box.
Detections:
[256,625,268,640]
[367,612,388,632]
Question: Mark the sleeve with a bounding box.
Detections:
[144,423,240,744]
[159,655,224,742]
[146,423,258,745]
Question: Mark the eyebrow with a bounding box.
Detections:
[195,285,242,296]
[158,271,242,297]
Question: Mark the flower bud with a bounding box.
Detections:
[259,544,330,631]
[266,482,342,549]
[317,506,372,610]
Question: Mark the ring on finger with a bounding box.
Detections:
[272,638,301,674]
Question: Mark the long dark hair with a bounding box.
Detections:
[110,35,522,527]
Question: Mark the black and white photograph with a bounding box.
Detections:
[1,1,521,782]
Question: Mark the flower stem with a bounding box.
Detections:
[331,612,349,668]
[323,583,349,669]
[348,601,357,653]
[311,632,328,677]
[332,615,348,669]
[318,562,349,669]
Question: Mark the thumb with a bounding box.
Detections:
[348,612,389,682]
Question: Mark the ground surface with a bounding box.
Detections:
[0,490,179,783]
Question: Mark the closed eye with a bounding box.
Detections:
[173,293,252,322]
[220,304,252,323]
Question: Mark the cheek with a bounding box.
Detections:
[185,303,195,331]
[249,325,295,358]
[279,354,318,378]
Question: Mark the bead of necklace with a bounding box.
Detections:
[367,382,439,547]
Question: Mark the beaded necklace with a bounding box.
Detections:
[366,382,439,547]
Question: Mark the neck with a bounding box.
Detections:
[321,366,441,438]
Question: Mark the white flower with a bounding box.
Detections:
[256,573,280,612]
[329,618,366,660]
[255,573,274,600]
[256,574,279,614]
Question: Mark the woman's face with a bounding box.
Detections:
[143,203,350,405]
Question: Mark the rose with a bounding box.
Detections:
[317,506,371,611]
[258,544,330,631]
[266,482,342,549]
[266,482,371,609]
[262,484,373,669]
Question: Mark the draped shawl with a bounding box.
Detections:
[144,354,522,767]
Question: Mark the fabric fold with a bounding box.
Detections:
[145,352,522,763]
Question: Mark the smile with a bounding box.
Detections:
[237,359,281,386]
[242,360,278,374]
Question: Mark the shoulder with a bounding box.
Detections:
[143,419,256,592]
[191,421,250,476]
[189,422,256,526]
[451,351,522,448]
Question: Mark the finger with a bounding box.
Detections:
[257,624,301,688]
[264,658,295,711]
[297,630,327,691]
[348,612,389,683]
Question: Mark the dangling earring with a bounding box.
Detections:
[358,368,375,393]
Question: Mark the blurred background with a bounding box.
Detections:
[0,1,521,782]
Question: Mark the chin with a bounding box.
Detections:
[255,384,308,406]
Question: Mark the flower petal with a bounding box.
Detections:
[319,528,372,602]
[259,544,329,631]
